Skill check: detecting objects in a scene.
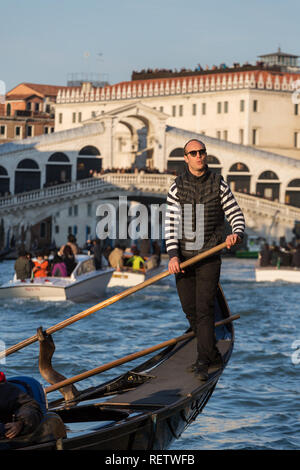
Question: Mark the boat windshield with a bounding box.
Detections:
[73,258,96,277]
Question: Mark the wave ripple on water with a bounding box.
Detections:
[1,258,299,450]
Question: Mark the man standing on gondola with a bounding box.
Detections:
[165,139,245,381]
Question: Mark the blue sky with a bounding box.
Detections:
[1,0,299,92]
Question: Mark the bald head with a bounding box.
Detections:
[183,139,207,176]
[184,139,206,156]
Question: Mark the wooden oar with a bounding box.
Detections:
[0,241,227,360]
[45,313,240,394]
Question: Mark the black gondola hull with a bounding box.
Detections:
[3,285,235,451]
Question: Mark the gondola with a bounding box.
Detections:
[1,284,236,451]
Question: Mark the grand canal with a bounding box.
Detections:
[1,257,299,450]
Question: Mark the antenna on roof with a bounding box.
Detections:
[67,52,109,87]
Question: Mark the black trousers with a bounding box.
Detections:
[176,255,221,365]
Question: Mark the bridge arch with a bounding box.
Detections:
[118,114,154,169]
[207,155,222,174]
[258,170,279,180]
[79,146,100,156]
[15,159,41,194]
[256,170,280,201]
[17,159,39,169]
[227,161,251,193]
[103,102,167,171]
[285,178,300,207]
[167,147,185,174]
[48,152,70,162]
[169,147,184,157]
[287,178,300,186]
[0,165,9,196]
[46,152,72,186]
[77,146,102,180]
[229,162,250,172]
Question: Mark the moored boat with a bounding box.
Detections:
[0,255,114,302]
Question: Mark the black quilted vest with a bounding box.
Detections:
[175,167,225,259]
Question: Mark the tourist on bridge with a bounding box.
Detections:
[166,139,245,381]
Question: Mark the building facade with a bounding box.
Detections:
[0,52,299,249]
[0,83,67,145]
[54,65,300,161]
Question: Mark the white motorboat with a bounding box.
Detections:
[255,266,300,283]
[0,255,114,301]
[108,264,166,288]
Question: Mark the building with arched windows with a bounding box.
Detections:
[0,82,68,143]
[0,54,300,249]
[54,57,300,161]
[15,159,41,194]
[77,145,102,179]
[0,102,299,209]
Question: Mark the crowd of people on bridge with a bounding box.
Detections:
[88,166,166,177]
[41,166,167,190]
[259,238,300,268]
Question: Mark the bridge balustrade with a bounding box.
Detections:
[0,175,299,230]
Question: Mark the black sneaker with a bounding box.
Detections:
[193,362,209,381]
[208,356,224,373]
[186,362,198,373]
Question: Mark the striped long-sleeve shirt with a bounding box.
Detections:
[165,177,245,259]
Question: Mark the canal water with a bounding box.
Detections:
[0,257,299,450]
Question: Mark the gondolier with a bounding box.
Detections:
[165,139,245,381]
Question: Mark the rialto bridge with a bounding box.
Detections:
[0,172,299,251]
[0,101,299,249]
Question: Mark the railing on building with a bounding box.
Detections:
[57,70,299,105]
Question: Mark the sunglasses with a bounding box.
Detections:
[186,149,207,157]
